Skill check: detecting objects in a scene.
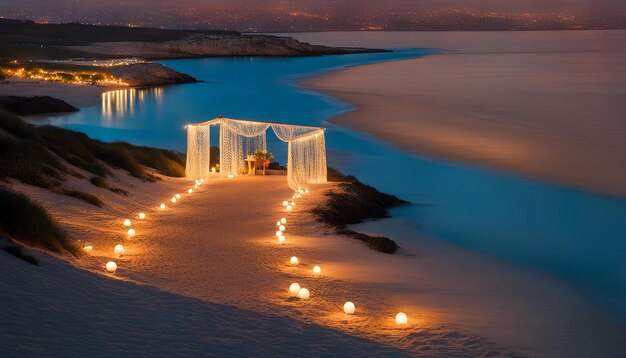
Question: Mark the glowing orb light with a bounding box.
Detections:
[123,219,131,227]
[138,213,146,220]
[188,188,193,194]
[297,288,310,299]
[171,197,177,203]
[396,312,408,325]
[286,205,292,211]
[211,167,216,173]
[275,230,283,237]
[305,189,309,193]
[105,261,117,273]
[289,283,301,296]
[344,302,356,315]
[160,203,166,209]
[290,201,295,206]
[127,228,136,238]
[279,225,286,232]
[313,265,321,276]
[83,245,93,251]
[277,236,285,244]
[228,174,234,179]
[281,218,287,224]
[292,195,296,199]
[289,256,299,265]
[276,221,281,226]
[175,193,181,199]
[282,201,288,207]
[297,194,301,198]
[200,179,204,183]
[114,244,125,256]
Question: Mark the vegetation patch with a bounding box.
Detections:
[2,243,39,266]
[89,176,108,188]
[0,187,77,255]
[62,190,104,207]
[311,168,409,254]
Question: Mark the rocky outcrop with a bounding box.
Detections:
[69,34,386,59]
[105,63,197,86]
[0,96,79,115]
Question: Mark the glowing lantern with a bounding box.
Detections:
[127,228,136,238]
[396,312,408,325]
[171,197,177,203]
[286,205,292,211]
[160,203,166,209]
[138,213,146,220]
[114,244,125,256]
[289,256,299,265]
[275,230,283,237]
[281,218,287,224]
[175,193,181,199]
[313,265,321,276]
[297,288,310,299]
[211,167,216,173]
[123,219,131,227]
[228,174,234,179]
[83,245,93,251]
[277,236,285,244]
[344,302,355,315]
[282,201,288,207]
[188,188,193,194]
[105,261,117,273]
[289,282,301,296]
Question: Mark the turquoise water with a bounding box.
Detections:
[49,48,626,324]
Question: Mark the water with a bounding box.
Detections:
[48,33,626,323]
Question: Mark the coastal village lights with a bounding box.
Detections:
[1,67,129,86]
[396,312,408,325]
[114,244,125,256]
[105,261,117,273]
[123,219,131,227]
[289,256,299,265]
[343,302,356,315]
[297,288,310,299]
[289,283,301,296]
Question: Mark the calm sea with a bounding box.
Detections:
[49,31,626,324]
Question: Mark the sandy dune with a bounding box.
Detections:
[4,167,625,356]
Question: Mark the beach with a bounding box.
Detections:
[3,168,626,356]
[299,30,626,197]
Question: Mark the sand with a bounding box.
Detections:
[3,164,625,356]
[300,30,626,198]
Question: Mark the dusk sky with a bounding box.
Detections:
[1,0,625,31]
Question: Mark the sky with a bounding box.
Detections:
[1,0,624,31]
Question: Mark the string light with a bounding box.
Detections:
[114,244,125,256]
[138,213,146,219]
[289,256,299,265]
[281,218,287,224]
[123,219,131,227]
[277,236,285,244]
[396,312,408,325]
[160,203,166,209]
[105,261,117,273]
[289,283,301,296]
[175,194,181,199]
[297,288,310,299]
[127,229,136,238]
[344,302,355,314]
[171,197,177,203]
[188,188,193,194]
[313,265,321,276]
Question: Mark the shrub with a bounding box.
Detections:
[0,187,77,255]
[63,190,104,207]
[2,244,39,265]
[89,176,108,188]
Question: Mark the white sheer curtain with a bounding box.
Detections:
[185,124,211,179]
[220,118,269,177]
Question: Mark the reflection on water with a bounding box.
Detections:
[101,87,163,119]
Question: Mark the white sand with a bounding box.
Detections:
[0,78,114,109]
[3,163,625,356]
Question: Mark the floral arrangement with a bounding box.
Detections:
[254,150,273,168]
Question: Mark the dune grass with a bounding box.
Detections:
[0,110,185,188]
[0,187,77,255]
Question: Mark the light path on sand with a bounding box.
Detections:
[8,173,626,356]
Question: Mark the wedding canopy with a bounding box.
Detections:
[185,117,327,189]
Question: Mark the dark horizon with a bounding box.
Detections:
[1,0,625,32]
